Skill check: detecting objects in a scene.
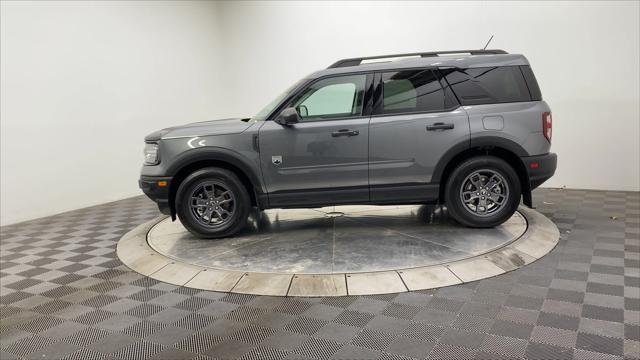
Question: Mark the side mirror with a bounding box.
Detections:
[275,107,301,126]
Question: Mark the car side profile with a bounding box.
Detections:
[139,49,557,238]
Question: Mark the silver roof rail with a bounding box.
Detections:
[327,49,508,69]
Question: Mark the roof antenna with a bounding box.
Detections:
[482,35,494,50]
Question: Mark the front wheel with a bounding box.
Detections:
[444,156,521,228]
[175,168,250,238]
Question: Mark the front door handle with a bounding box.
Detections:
[427,122,455,131]
[332,129,359,137]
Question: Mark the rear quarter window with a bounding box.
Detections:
[441,66,532,105]
[520,65,542,101]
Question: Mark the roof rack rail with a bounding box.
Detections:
[327,49,508,69]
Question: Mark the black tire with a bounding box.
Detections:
[444,156,521,228]
[175,167,250,238]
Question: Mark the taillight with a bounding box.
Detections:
[542,112,552,142]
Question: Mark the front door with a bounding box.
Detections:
[259,73,372,207]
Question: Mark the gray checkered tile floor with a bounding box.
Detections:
[1,188,638,359]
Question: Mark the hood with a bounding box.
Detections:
[145,118,254,142]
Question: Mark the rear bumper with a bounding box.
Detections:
[139,176,172,215]
[521,152,557,190]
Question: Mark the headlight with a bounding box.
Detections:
[143,143,160,165]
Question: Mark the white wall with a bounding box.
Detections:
[1,1,226,225]
[2,1,638,225]
[216,0,640,192]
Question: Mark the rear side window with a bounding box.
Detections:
[379,69,455,114]
[441,66,531,105]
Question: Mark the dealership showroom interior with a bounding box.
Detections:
[1,1,639,359]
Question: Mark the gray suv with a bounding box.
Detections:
[140,50,557,238]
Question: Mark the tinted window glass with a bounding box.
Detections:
[441,66,531,105]
[380,69,449,114]
[520,65,542,101]
[438,75,459,109]
[292,74,366,121]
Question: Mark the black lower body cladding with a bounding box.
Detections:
[139,176,172,215]
[522,152,557,190]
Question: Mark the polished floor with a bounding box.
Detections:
[148,206,526,273]
[1,188,639,359]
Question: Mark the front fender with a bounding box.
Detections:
[165,146,266,195]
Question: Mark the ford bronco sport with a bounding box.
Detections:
[140,49,557,238]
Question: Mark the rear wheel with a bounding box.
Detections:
[445,156,521,228]
[176,168,250,238]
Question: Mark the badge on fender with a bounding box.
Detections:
[187,137,206,148]
[272,156,282,166]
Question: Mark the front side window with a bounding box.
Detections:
[379,69,452,114]
[292,74,367,121]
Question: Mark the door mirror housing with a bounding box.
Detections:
[275,107,301,126]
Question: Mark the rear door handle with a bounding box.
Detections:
[332,129,359,137]
[427,122,455,131]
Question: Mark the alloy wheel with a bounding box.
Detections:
[459,169,509,217]
[189,181,236,228]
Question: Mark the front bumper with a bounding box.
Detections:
[139,176,172,215]
[521,152,558,190]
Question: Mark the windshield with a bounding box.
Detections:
[253,79,306,121]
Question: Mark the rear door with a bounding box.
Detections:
[259,73,373,207]
[368,68,470,202]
